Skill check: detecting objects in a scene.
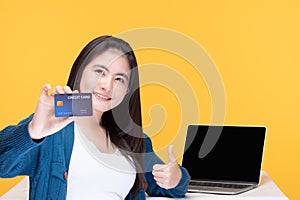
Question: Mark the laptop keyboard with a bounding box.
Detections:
[190,181,251,189]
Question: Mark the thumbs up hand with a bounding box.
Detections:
[152,145,182,189]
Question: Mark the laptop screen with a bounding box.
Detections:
[182,125,266,183]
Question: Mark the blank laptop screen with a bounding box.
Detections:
[182,125,266,183]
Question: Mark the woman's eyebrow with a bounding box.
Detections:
[93,64,129,81]
[93,64,109,72]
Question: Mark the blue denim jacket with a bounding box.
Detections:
[0,115,190,200]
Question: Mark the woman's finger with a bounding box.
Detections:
[63,85,73,93]
[153,171,167,179]
[42,84,52,96]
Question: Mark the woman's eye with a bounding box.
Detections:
[115,77,125,84]
[95,69,105,76]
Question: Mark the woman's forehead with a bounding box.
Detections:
[89,49,131,74]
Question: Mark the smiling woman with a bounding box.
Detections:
[0,36,191,200]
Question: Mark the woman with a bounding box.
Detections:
[0,36,190,200]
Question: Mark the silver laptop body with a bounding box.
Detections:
[182,125,266,195]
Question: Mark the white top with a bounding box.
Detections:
[66,124,136,200]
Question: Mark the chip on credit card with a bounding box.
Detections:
[54,93,93,117]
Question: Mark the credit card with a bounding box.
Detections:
[54,93,93,117]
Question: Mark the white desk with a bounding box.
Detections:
[0,171,288,200]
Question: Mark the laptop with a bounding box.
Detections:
[182,125,266,195]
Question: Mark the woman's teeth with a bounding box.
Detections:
[94,92,111,100]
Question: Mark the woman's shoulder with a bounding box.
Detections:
[143,133,151,143]
[143,133,154,152]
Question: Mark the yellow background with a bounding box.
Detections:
[0,0,299,199]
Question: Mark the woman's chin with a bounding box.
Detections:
[93,105,111,114]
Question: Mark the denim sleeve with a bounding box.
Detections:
[0,114,43,178]
[143,135,191,198]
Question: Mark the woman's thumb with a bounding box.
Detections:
[168,144,177,163]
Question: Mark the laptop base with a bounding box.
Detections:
[188,185,257,195]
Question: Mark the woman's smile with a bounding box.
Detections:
[93,91,112,101]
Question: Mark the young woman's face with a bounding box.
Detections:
[80,49,131,113]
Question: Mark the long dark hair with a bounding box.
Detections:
[67,36,145,198]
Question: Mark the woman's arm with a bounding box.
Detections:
[0,84,74,178]
[143,135,191,198]
[0,115,42,178]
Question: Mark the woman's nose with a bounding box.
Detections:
[98,75,113,92]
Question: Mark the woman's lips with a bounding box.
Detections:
[93,91,112,101]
